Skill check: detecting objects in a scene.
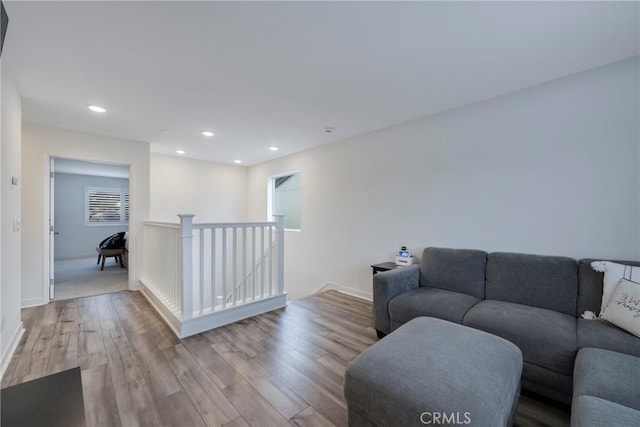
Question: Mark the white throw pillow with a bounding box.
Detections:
[599,279,640,338]
[591,261,640,313]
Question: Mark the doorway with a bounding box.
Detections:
[50,158,130,300]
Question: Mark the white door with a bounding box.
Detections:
[49,157,55,300]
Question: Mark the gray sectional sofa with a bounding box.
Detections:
[373,247,640,410]
[572,348,640,427]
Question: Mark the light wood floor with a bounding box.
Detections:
[1,290,570,426]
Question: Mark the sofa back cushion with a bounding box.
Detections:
[486,252,577,316]
[578,258,640,316]
[419,247,487,298]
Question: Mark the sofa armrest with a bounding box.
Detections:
[373,265,420,336]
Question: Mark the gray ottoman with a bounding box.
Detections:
[344,317,522,426]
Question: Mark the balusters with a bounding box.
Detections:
[260,226,265,298]
[251,226,256,301]
[140,222,182,314]
[242,227,246,302]
[268,225,273,296]
[143,218,283,324]
[274,215,285,295]
[199,228,205,315]
[232,227,237,306]
[222,227,227,309]
[211,227,216,312]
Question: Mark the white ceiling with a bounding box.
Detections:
[3,1,639,166]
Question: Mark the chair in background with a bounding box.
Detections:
[96,232,126,271]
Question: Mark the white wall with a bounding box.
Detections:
[247,57,640,300]
[54,172,129,260]
[150,153,247,223]
[22,124,149,306]
[1,63,24,374]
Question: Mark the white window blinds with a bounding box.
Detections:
[86,188,129,225]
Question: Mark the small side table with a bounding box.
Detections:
[371,262,399,275]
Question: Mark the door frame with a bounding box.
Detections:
[44,155,132,303]
[48,157,55,299]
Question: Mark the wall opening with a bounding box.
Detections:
[50,157,130,301]
[268,171,301,231]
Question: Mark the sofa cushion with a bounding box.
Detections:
[591,261,640,313]
[463,300,577,376]
[573,348,640,411]
[570,396,640,427]
[388,287,481,327]
[577,259,640,316]
[577,319,640,357]
[486,252,577,316]
[599,278,640,338]
[521,361,573,405]
[419,247,487,298]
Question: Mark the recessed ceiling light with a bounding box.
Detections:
[234,160,242,164]
[160,129,169,134]
[176,150,185,155]
[201,130,214,137]
[324,126,334,133]
[88,105,106,113]
[269,146,279,151]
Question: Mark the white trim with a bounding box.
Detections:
[45,156,135,304]
[316,281,372,301]
[180,293,287,338]
[144,221,181,229]
[21,297,48,308]
[139,279,287,339]
[1,322,25,380]
[139,280,182,337]
[44,154,52,304]
[193,221,276,229]
[140,280,287,339]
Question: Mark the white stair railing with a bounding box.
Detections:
[142,221,182,315]
[226,240,276,304]
[140,214,286,338]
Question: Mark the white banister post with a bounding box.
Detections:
[274,215,285,295]
[179,214,195,320]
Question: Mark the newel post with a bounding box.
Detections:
[178,214,195,320]
[274,215,285,295]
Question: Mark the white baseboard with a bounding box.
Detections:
[1,322,25,380]
[21,297,47,308]
[317,282,372,301]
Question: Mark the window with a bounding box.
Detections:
[86,187,129,226]
[124,192,130,223]
[269,172,301,230]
